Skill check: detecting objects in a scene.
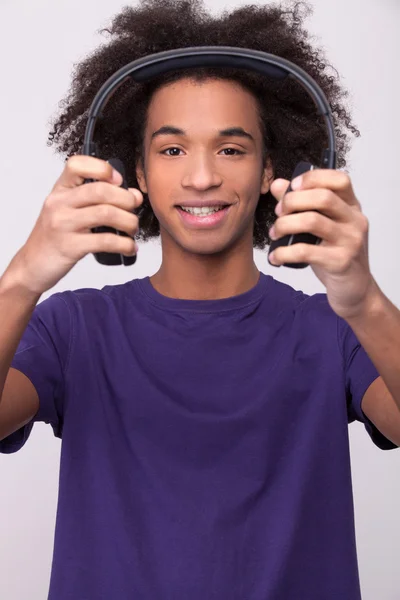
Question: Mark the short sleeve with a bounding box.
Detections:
[0,292,72,454]
[337,316,398,451]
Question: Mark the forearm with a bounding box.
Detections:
[0,268,41,400]
[344,279,400,410]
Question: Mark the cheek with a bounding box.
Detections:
[144,168,175,203]
[235,177,263,207]
[230,162,264,193]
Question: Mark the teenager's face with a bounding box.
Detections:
[136,78,273,256]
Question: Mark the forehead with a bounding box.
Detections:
[146,78,261,132]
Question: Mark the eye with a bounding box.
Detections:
[160,147,246,157]
[220,148,245,156]
[160,147,183,156]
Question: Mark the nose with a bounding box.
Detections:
[181,153,223,191]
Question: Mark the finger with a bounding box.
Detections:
[269,243,338,269]
[290,169,359,207]
[68,181,142,212]
[277,188,353,222]
[270,178,290,202]
[79,231,139,258]
[128,188,144,205]
[51,155,123,192]
[270,211,339,244]
[66,205,139,237]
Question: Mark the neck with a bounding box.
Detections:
[150,246,260,301]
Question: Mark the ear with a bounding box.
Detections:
[260,159,274,195]
[135,159,148,194]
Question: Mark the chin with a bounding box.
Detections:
[179,239,237,258]
[160,222,249,257]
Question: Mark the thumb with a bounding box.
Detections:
[270,178,290,202]
[128,188,144,206]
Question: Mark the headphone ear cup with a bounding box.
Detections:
[268,161,321,269]
[89,157,137,266]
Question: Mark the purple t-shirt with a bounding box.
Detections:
[1,271,397,599]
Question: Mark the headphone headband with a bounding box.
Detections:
[82,46,336,168]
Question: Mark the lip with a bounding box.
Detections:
[176,201,231,208]
[176,205,232,228]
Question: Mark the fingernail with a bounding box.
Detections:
[129,189,142,205]
[269,252,279,267]
[275,202,282,216]
[112,169,123,185]
[291,175,303,190]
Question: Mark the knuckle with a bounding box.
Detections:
[322,191,335,208]
[338,252,351,271]
[98,204,115,221]
[308,212,320,228]
[44,194,55,210]
[44,191,64,210]
[349,220,366,248]
[103,234,116,251]
[341,173,351,188]
[90,181,107,199]
[296,244,308,260]
[299,248,308,261]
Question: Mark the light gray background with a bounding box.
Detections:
[0,0,399,598]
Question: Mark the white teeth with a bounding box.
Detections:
[180,206,225,215]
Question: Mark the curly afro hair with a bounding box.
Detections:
[47,0,360,250]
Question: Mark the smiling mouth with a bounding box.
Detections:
[175,204,232,228]
[178,205,227,214]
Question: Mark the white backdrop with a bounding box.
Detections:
[0,0,399,598]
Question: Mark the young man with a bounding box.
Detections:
[1,1,399,598]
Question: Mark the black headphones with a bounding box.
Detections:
[81,46,337,269]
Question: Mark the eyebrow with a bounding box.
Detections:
[150,125,255,143]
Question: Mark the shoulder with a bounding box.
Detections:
[55,279,137,311]
[268,276,334,319]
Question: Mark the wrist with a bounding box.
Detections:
[0,263,43,303]
[344,278,385,325]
